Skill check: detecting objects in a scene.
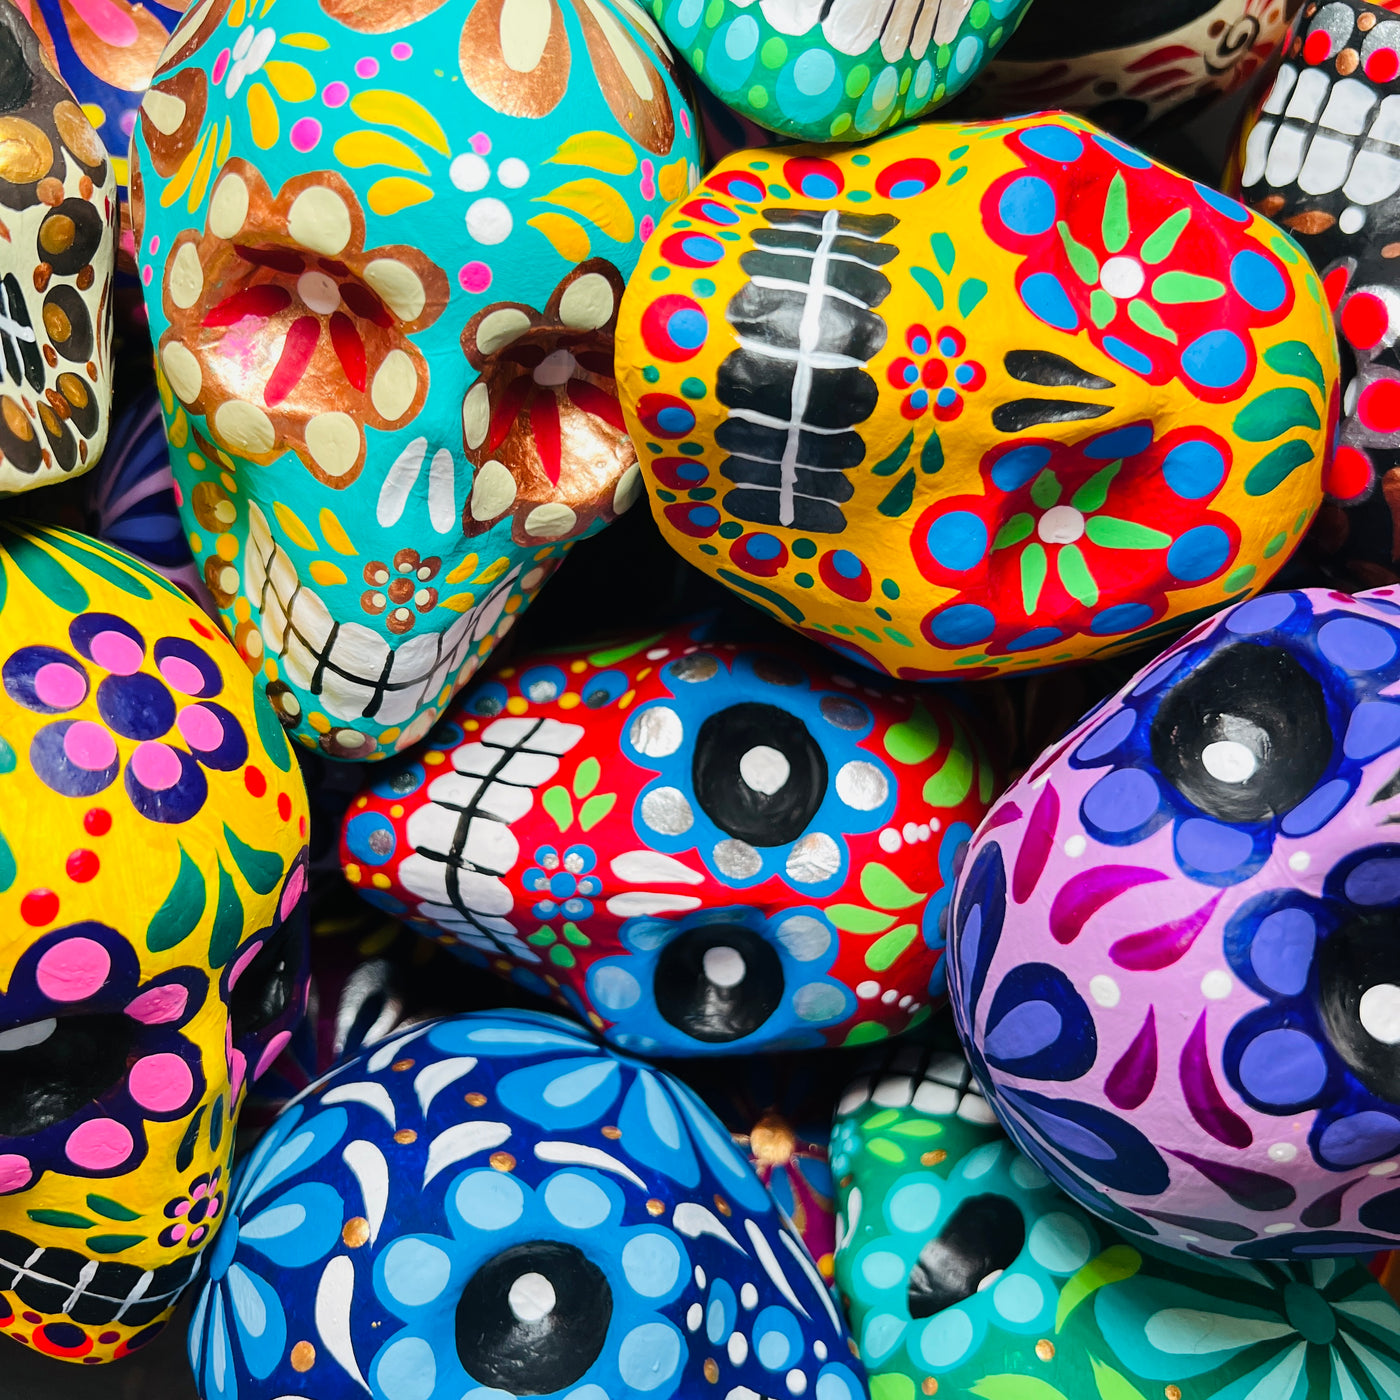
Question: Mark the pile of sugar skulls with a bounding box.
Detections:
[6,0,1400,1396]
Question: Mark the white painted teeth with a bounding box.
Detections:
[837,1046,991,1123]
[1262,63,1297,116]
[1286,65,1330,124]
[1320,79,1376,136]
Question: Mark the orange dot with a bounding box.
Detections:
[290,1341,315,1372]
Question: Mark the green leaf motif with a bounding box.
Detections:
[1055,1244,1141,1332]
[0,528,88,613]
[585,633,665,667]
[884,701,939,765]
[1057,220,1099,285]
[871,431,913,477]
[579,793,616,830]
[1021,542,1048,615]
[208,859,244,968]
[921,429,944,475]
[993,513,1035,551]
[40,530,153,599]
[1150,272,1225,304]
[1140,207,1190,264]
[542,786,573,832]
[148,850,208,952]
[1127,299,1178,344]
[1244,439,1314,497]
[827,904,898,934]
[911,266,944,310]
[28,1209,94,1229]
[866,923,918,971]
[970,1376,1071,1400]
[86,1194,141,1222]
[0,827,14,895]
[865,1137,906,1163]
[924,726,974,807]
[870,1374,914,1400]
[860,863,924,910]
[1264,339,1326,394]
[1090,289,1116,329]
[573,757,600,798]
[878,469,917,518]
[1071,462,1121,513]
[1102,173,1130,253]
[85,1233,146,1254]
[1057,544,1099,607]
[1233,387,1321,442]
[1030,469,1062,510]
[958,278,988,318]
[527,928,556,947]
[1090,1357,1149,1400]
[930,232,955,274]
[1085,517,1171,550]
[252,684,293,773]
[224,826,283,895]
[561,922,590,947]
[0,735,14,773]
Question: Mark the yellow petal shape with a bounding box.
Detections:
[535,178,634,242]
[348,89,448,155]
[229,0,247,25]
[439,591,477,612]
[215,116,232,165]
[318,509,357,555]
[263,60,316,103]
[187,125,218,209]
[160,127,206,208]
[80,102,104,132]
[335,130,429,175]
[169,407,188,448]
[444,551,478,585]
[547,130,637,175]
[246,82,278,150]
[309,559,348,587]
[367,176,433,216]
[527,211,590,262]
[658,154,689,203]
[280,31,330,48]
[475,556,512,585]
[273,502,318,551]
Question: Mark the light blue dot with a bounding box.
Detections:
[1279,777,1350,837]
[1195,182,1250,222]
[1167,525,1231,582]
[1021,272,1078,330]
[673,0,702,31]
[1104,336,1154,375]
[1092,134,1152,169]
[707,1279,736,1343]
[544,1172,611,1229]
[618,1323,682,1391]
[724,14,758,58]
[622,1232,682,1299]
[793,47,836,95]
[962,1143,1003,1179]
[1090,604,1154,636]
[999,176,1056,237]
[1181,330,1247,388]
[590,964,641,1011]
[755,1306,802,1370]
[1163,439,1227,499]
[992,444,1052,491]
[1027,1213,1092,1273]
[993,1272,1044,1324]
[656,406,696,435]
[916,1307,974,1368]
[802,174,839,199]
[925,511,988,572]
[887,1180,940,1235]
[1230,250,1286,312]
[749,533,783,560]
[817,1367,856,1400]
[861,1250,907,1290]
[374,1336,436,1400]
[929,603,995,646]
[1020,126,1084,163]
[668,309,708,349]
[455,1171,524,1230]
[382,1239,452,1307]
[953,33,982,72]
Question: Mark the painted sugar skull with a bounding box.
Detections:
[653,0,1034,143]
[1235,0,1400,587]
[946,584,1400,1257]
[131,0,701,762]
[0,0,115,497]
[830,1035,1400,1395]
[960,0,1294,135]
[186,1009,867,1400]
[616,114,1339,681]
[0,522,310,1360]
[340,625,998,1054]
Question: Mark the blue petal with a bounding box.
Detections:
[669,1079,771,1212]
[239,1182,344,1268]
[1003,1087,1169,1195]
[983,963,1097,1080]
[205,1287,237,1400]
[238,1107,347,1207]
[225,1264,287,1380]
[429,1012,596,1057]
[498,1057,622,1128]
[619,1070,700,1188]
[187,1279,212,1377]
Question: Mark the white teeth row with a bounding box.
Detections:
[837,1048,995,1124]
[757,0,967,63]
[1245,62,1400,204]
[244,503,519,725]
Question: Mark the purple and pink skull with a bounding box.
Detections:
[949,585,1400,1256]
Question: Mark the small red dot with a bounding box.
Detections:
[66,849,99,883]
[1326,444,1374,502]
[22,1312,40,1324]
[1368,47,1400,84]
[83,808,112,836]
[1303,28,1334,65]
[277,792,292,821]
[1341,291,1390,351]
[189,618,215,640]
[245,766,267,798]
[1360,379,1400,434]
[20,890,58,927]
[299,815,308,837]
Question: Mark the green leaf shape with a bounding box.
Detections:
[1090,289,1116,328]
[885,702,939,765]
[878,469,917,518]
[586,634,665,667]
[573,757,600,798]
[993,513,1035,550]
[842,1021,890,1047]
[223,826,283,895]
[860,862,924,910]
[1057,544,1099,607]
[147,846,206,952]
[561,922,590,947]
[1055,1244,1141,1332]
[1127,299,1178,344]
[1071,462,1121,513]
[1102,173,1130,253]
[929,232,955,274]
[1233,387,1321,442]
[0,736,14,773]
[863,1108,901,1130]
[549,945,576,968]
[958,278,988,318]
[252,684,293,772]
[542,786,574,832]
[865,1136,905,1163]
[871,431,913,477]
[208,859,244,968]
[971,1377,1071,1400]
[866,923,918,971]
[911,266,944,310]
[0,549,7,613]
[1090,1357,1148,1400]
[1021,542,1048,615]
[1140,207,1191,264]
[0,829,12,895]
[890,1118,940,1139]
[1084,517,1171,549]
[1264,339,1326,394]
[579,793,616,830]
[86,1194,141,1222]
[176,1106,205,1173]
[0,528,88,613]
[1057,220,1099,284]
[921,430,944,474]
[85,1233,146,1254]
[527,928,557,947]
[1030,469,1062,509]
[716,569,805,624]
[39,530,154,599]
[1151,272,1225,304]
[871,1373,914,1400]
[1244,439,1314,497]
[828,904,898,934]
[925,725,975,807]
[28,1209,94,1228]
[53,525,189,603]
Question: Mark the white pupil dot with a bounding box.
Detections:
[703,946,746,989]
[1202,739,1257,785]
[1100,255,1145,298]
[296,269,340,314]
[534,348,578,387]
[1361,984,1400,1045]
[1037,504,1085,545]
[507,1271,556,1323]
[739,745,789,795]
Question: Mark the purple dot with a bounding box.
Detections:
[1319,617,1398,671]
[391,41,411,58]
[33,662,86,710]
[355,56,379,77]
[1319,1111,1400,1167]
[1346,701,1400,761]
[1345,857,1400,906]
[1279,778,1351,837]
[1175,817,1254,873]
[290,117,321,152]
[1132,651,1187,696]
[1081,767,1160,833]
[1249,908,1315,995]
[1227,593,1298,636]
[1074,707,1136,764]
[322,80,349,107]
[1238,1028,1327,1105]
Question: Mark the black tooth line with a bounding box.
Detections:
[1004,350,1116,391]
[993,399,1112,432]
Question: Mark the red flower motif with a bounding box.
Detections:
[886,324,986,422]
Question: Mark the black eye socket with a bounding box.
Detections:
[1149,644,1332,824]
[907,1194,1026,1321]
[457,1241,611,1395]
[692,703,827,847]
[654,923,784,1043]
[0,1015,136,1137]
[1318,913,1400,1103]
[230,920,304,1044]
